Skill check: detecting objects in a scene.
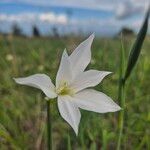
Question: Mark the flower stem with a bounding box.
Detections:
[117,79,125,150]
[46,100,52,150]
[117,37,126,150]
[67,133,71,150]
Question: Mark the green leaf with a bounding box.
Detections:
[124,8,150,81]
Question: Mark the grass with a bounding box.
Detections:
[0,35,150,149]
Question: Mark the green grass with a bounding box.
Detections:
[0,35,150,149]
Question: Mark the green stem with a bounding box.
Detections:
[117,34,126,150]
[67,133,71,150]
[117,79,125,150]
[47,100,52,150]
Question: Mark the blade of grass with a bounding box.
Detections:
[124,8,150,81]
[117,8,149,150]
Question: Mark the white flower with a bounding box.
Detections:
[14,34,121,135]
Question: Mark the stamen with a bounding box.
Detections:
[56,81,74,96]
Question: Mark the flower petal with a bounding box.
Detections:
[14,74,57,98]
[69,34,94,78]
[56,50,72,88]
[57,96,81,135]
[70,70,111,92]
[73,89,121,113]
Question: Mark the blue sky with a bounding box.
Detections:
[0,0,149,36]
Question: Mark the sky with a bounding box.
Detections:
[0,0,149,36]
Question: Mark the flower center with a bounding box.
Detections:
[56,81,74,96]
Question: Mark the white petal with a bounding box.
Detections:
[14,74,57,98]
[56,50,72,88]
[73,89,121,113]
[70,70,111,92]
[57,96,81,135]
[69,34,94,78]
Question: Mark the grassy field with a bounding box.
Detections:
[0,35,150,149]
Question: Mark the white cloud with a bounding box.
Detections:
[115,0,149,19]
[115,1,140,19]
[0,12,68,25]
[39,13,68,24]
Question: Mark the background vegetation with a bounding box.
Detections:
[0,35,149,149]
